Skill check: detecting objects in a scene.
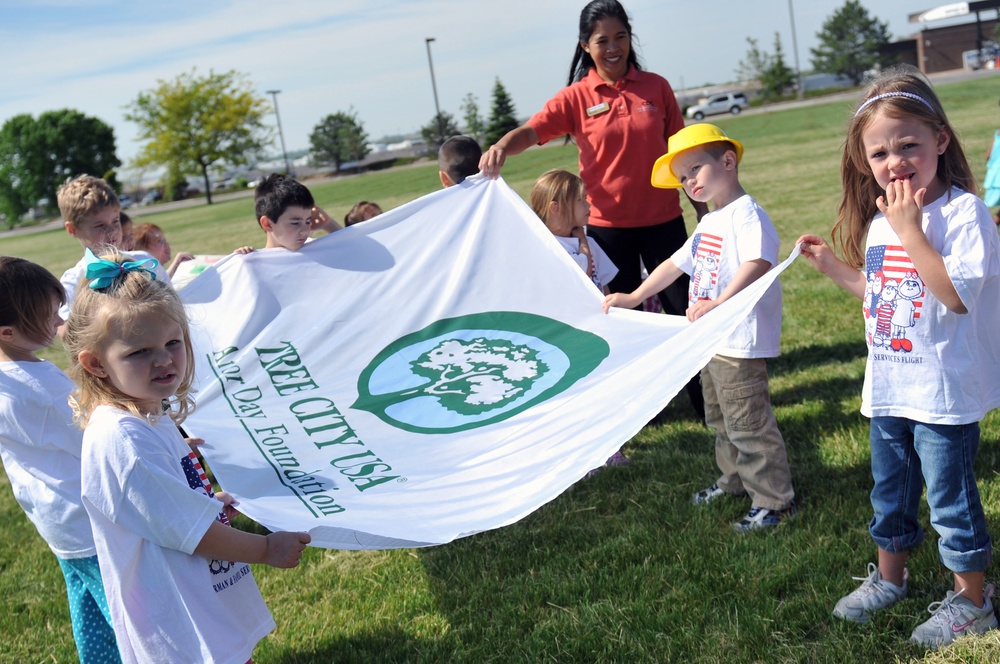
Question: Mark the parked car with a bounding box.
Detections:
[142,189,162,205]
[685,92,749,120]
[119,194,133,209]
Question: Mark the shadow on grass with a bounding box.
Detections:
[265,337,1000,662]
[402,339,901,661]
[269,628,451,664]
[769,339,868,378]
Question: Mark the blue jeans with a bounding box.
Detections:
[868,416,992,573]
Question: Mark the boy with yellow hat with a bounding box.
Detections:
[603,123,795,532]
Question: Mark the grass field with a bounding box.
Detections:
[4,75,1000,663]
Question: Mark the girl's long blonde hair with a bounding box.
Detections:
[64,247,196,427]
[530,169,585,228]
[833,65,975,267]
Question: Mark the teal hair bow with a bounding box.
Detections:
[84,248,159,290]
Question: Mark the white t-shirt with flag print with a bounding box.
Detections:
[669,194,782,359]
[82,405,274,663]
[861,187,1000,424]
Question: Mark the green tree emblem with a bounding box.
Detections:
[406,338,547,414]
[354,312,609,434]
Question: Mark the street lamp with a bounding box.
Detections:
[425,37,445,145]
[787,0,805,100]
[266,89,292,175]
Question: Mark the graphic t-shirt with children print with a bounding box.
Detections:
[669,194,782,358]
[81,405,274,664]
[861,187,1000,424]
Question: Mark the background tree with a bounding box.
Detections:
[125,69,270,204]
[485,78,519,148]
[735,37,770,86]
[811,0,891,85]
[0,109,120,227]
[735,35,796,101]
[761,34,796,101]
[421,112,461,152]
[310,109,370,174]
[461,92,485,147]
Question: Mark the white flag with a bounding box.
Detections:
[180,176,799,549]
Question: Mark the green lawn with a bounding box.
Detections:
[4,76,1000,663]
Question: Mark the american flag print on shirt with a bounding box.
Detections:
[180,451,229,523]
[688,233,723,305]
[180,451,236,576]
[864,244,925,354]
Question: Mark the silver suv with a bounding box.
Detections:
[685,92,749,120]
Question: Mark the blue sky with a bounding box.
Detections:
[0,0,977,169]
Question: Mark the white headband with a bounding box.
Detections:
[855,91,936,117]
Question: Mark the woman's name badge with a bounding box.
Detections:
[586,102,610,117]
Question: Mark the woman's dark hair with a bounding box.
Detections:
[567,0,641,85]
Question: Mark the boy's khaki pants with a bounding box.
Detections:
[700,354,794,511]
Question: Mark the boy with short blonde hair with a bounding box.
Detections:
[58,174,119,233]
[56,175,169,330]
[603,123,795,531]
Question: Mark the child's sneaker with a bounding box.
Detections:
[604,450,632,467]
[583,450,632,479]
[691,483,727,505]
[731,503,796,532]
[832,563,908,623]
[909,586,998,650]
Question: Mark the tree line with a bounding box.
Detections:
[736,0,891,101]
[0,0,894,228]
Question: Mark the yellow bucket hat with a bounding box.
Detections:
[651,123,744,189]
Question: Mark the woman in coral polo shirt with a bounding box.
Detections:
[480,0,706,418]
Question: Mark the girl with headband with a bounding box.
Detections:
[798,66,1000,649]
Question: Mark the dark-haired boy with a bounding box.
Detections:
[438,136,482,188]
[249,173,340,251]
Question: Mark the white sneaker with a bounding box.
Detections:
[910,585,998,650]
[832,563,908,623]
[691,483,727,505]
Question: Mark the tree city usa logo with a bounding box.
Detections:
[354,312,610,433]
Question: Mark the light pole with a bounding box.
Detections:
[787,0,804,100]
[266,89,292,175]
[425,37,445,145]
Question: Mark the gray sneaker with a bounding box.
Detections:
[691,483,727,505]
[832,563,908,623]
[909,585,998,650]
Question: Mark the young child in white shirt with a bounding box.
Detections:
[56,176,170,328]
[604,124,795,530]
[530,169,618,295]
[236,173,341,254]
[0,256,120,663]
[63,247,312,663]
[531,169,629,470]
[798,66,1000,649]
